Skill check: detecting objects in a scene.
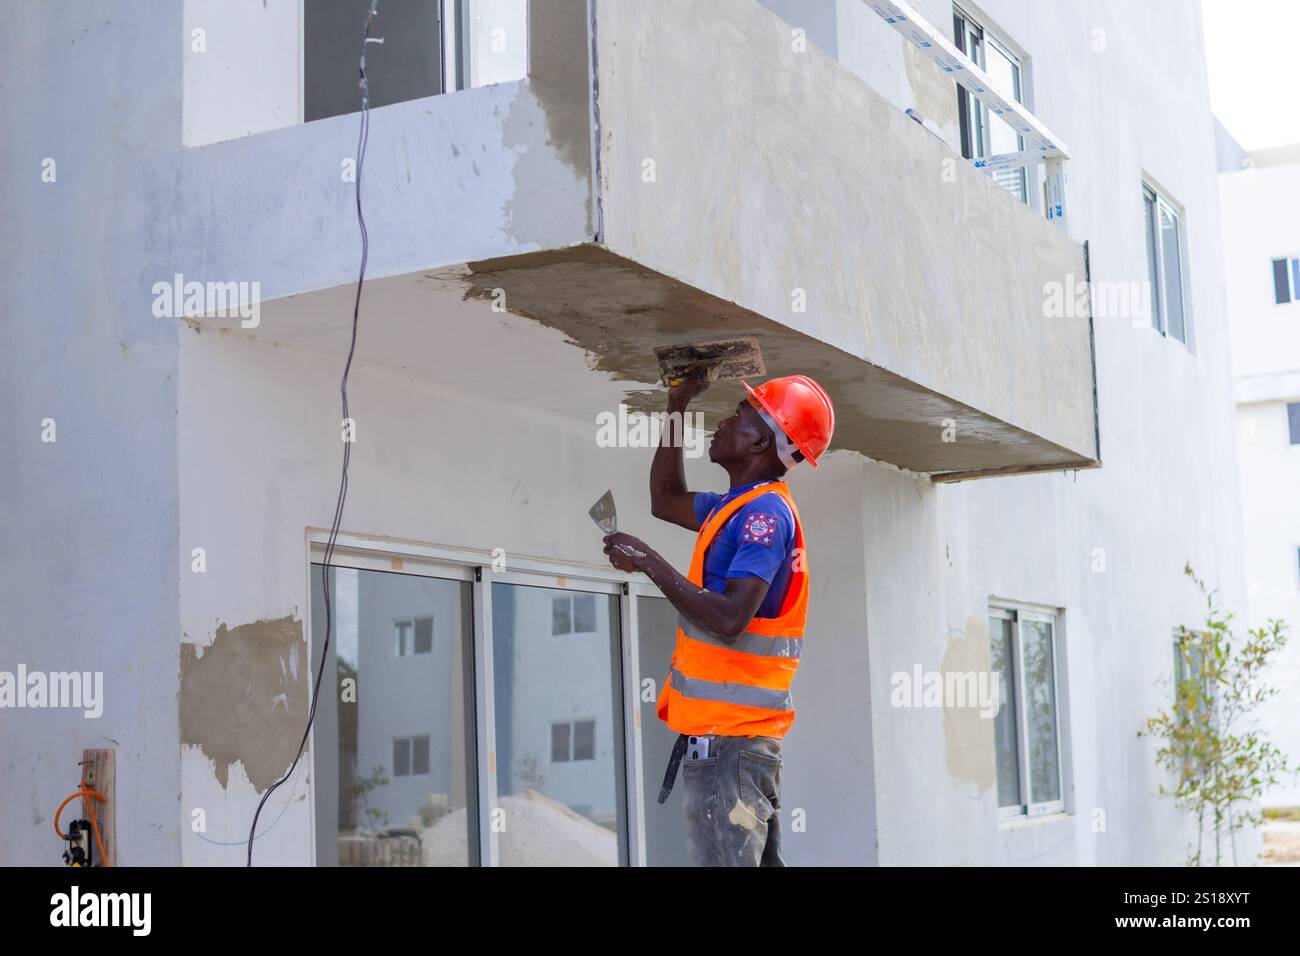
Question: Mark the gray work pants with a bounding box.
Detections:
[681,733,785,867]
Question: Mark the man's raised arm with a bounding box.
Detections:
[649,370,709,531]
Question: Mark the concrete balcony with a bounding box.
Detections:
[167,0,1099,481]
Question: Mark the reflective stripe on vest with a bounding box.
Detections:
[656,480,808,738]
[676,614,802,659]
[668,665,793,712]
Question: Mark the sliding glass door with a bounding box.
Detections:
[311,550,649,866]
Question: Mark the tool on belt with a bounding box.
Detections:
[658,733,713,802]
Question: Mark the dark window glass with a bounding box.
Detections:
[412,735,430,775]
[1275,258,1292,304]
[573,720,596,761]
[393,737,411,777]
[414,616,433,654]
[551,596,571,635]
[551,722,570,762]
[1287,402,1300,445]
[305,0,445,123]
[573,594,597,633]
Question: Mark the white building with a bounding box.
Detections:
[1219,132,1300,809]
[2,0,1252,865]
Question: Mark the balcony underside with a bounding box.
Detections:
[457,247,1096,478]
[233,246,1094,479]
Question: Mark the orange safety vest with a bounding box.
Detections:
[656,481,808,738]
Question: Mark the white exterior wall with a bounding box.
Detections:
[1221,156,1300,808]
[3,0,1252,866]
[0,1,185,867]
[825,0,1248,864]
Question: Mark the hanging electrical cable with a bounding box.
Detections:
[247,0,382,867]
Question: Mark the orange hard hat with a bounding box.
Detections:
[743,375,835,468]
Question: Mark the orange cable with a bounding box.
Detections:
[53,784,109,867]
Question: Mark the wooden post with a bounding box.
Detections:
[81,748,116,867]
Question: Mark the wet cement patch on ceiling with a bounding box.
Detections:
[180,616,307,792]
[449,245,1092,476]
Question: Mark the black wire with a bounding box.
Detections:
[247,2,378,867]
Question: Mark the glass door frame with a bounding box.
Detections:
[307,531,660,866]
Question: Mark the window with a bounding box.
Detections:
[312,564,475,866]
[551,593,597,635]
[494,583,621,863]
[1288,402,1300,445]
[393,734,431,777]
[1273,256,1300,305]
[989,605,1065,818]
[395,616,434,656]
[302,1,529,123]
[550,719,597,762]
[305,0,447,123]
[313,552,630,867]
[1142,183,1189,344]
[953,6,1028,203]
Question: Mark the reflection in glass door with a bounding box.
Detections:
[491,582,625,866]
[636,594,691,866]
[312,564,476,866]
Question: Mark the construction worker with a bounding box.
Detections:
[602,371,834,867]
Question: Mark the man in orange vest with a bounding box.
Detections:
[602,371,835,866]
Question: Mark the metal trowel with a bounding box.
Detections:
[654,336,765,388]
[588,490,617,535]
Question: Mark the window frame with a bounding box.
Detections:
[952,4,1034,208]
[393,614,434,656]
[550,718,598,763]
[1273,255,1300,305]
[550,592,598,636]
[989,602,1067,820]
[391,733,431,778]
[308,532,658,866]
[1142,180,1192,347]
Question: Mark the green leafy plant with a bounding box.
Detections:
[1139,565,1292,866]
[347,764,391,832]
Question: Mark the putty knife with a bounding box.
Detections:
[588,490,617,535]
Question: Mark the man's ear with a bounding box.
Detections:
[750,430,772,456]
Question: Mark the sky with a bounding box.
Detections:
[1202,0,1300,151]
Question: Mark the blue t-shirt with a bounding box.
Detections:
[692,481,796,620]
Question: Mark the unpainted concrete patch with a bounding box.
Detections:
[180,616,307,792]
[941,617,996,792]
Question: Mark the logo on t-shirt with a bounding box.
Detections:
[742,512,777,546]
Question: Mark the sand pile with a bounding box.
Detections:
[421,789,618,866]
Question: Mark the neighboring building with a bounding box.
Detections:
[2,0,1248,866]
[1219,131,1300,808]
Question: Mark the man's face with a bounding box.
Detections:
[708,399,770,464]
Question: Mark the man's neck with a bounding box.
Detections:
[723,462,783,491]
